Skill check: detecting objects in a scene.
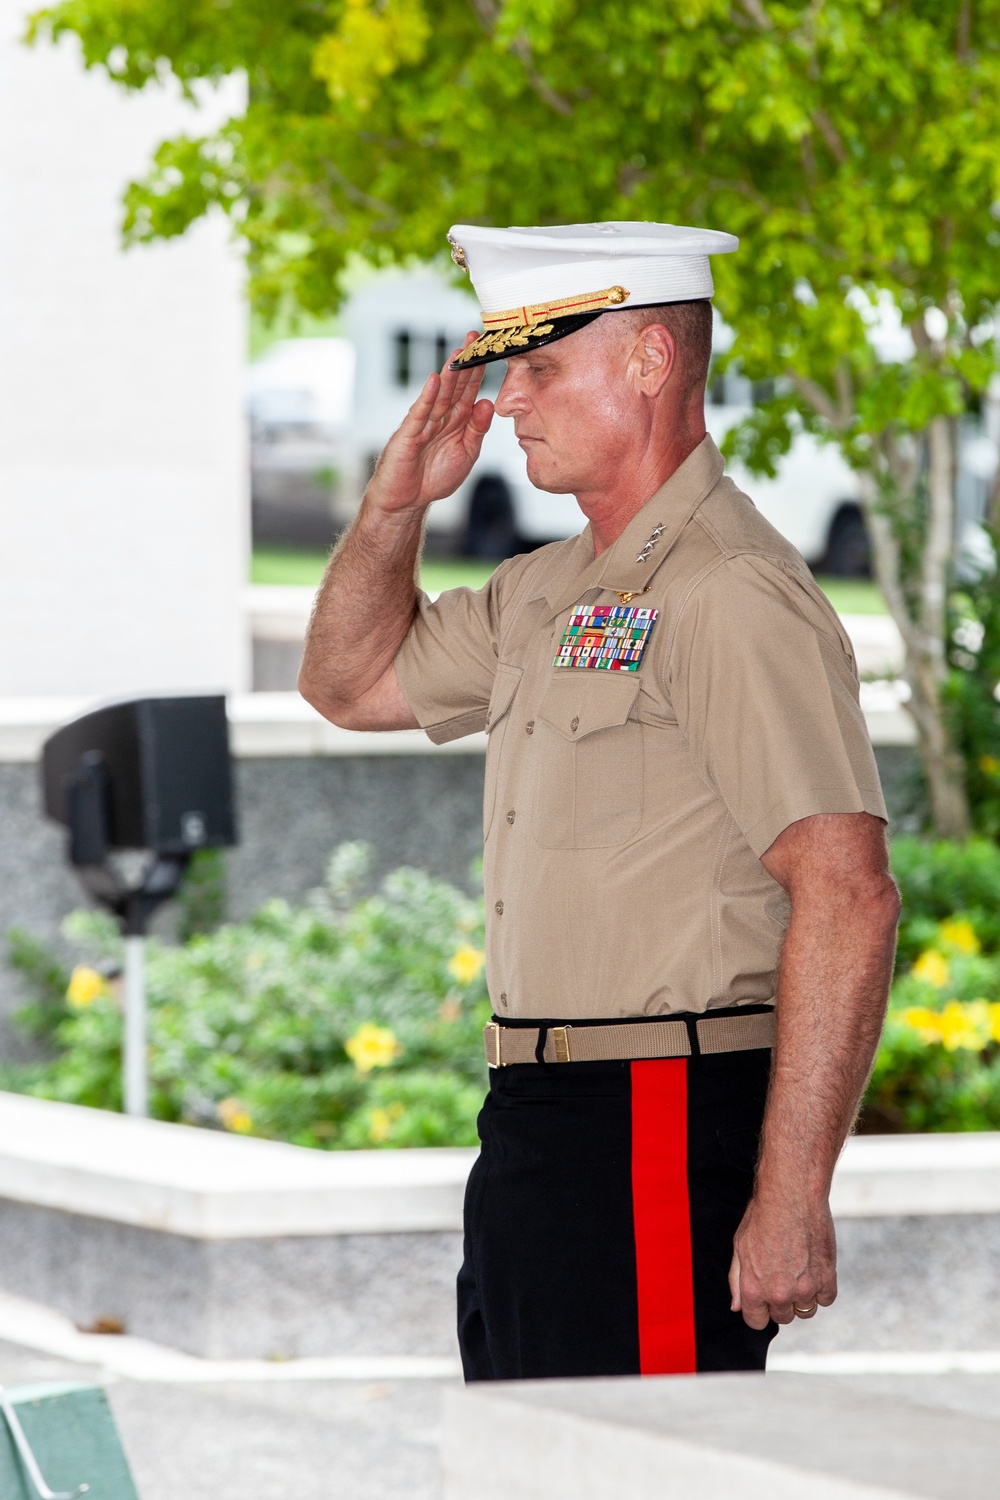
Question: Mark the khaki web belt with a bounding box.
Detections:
[484,1010,776,1067]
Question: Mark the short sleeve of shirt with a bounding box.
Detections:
[393,564,513,744]
[669,554,887,858]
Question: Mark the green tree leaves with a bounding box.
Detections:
[27,0,1000,831]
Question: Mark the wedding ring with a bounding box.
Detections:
[793,1302,818,1316]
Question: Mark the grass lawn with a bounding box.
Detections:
[252,546,331,586]
[813,577,887,616]
[252,547,499,596]
[252,546,887,616]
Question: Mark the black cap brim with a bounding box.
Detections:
[449,311,605,370]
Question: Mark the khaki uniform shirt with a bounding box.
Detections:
[395,436,886,1021]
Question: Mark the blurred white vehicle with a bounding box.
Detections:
[704,369,868,575]
[248,268,872,569]
[246,337,355,545]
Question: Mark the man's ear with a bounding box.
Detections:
[630,321,676,397]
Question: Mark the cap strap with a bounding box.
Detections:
[481,285,631,331]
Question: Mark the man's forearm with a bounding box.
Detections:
[756,873,899,1206]
[299,342,493,727]
[730,811,900,1327]
[299,496,424,724]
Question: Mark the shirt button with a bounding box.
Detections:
[570,716,579,732]
[525,720,535,735]
[506,809,516,825]
[495,900,504,916]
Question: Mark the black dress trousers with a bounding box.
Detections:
[457,1043,777,1381]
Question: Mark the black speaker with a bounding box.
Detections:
[43,696,237,859]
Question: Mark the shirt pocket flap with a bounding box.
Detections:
[537,673,641,740]
[485,662,523,733]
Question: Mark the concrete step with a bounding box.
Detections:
[443,1372,1000,1499]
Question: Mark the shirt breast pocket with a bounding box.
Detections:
[483,662,523,840]
[532,674,643,849]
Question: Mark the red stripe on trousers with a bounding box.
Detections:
[630,1058,696,1374]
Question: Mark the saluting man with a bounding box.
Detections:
[299,222,900,1380]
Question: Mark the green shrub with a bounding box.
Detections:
[864,837,1000,1131]
[946,528,1000,841]
[11,836,1000,1141]
[2,844,490,1150]
[889,837,1000,963]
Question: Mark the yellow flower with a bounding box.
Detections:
[979,754,1000,776]
[989,1003,1000,1045]
[938,918,980,955]
[368,1101,404,1144]
[217,1098,254,1133]
[66,966,107,1008]
[911,949,950,988]
[345,1022,401,1073]
[903,1000,990,1052]
[448,946,485,986]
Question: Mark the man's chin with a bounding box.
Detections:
[523,453,574,495]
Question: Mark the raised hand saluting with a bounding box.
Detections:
[369,333,494,515]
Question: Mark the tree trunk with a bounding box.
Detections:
[989,447,1000,535]
[858,419,972,839]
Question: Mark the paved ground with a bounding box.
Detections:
[4,1335,1000,1500]
[821,1370,1000,1423]
[0,1339,452,1500]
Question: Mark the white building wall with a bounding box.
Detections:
[0,4,248,697]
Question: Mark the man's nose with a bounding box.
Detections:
[494,365,528,417]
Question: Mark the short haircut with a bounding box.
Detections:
[609,299,714,392]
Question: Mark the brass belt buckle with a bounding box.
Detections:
[551,1026,571,1063]
[486,1023,502,1068]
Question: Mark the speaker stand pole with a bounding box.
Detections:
[123,905,148,1118]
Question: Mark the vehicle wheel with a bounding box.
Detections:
[824,506,871,578]
[462,477,518,560]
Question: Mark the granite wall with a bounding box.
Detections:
[0,754,486,1059]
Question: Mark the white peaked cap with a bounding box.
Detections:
[447,221,738,367]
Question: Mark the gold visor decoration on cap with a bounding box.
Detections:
[453,284,630,365]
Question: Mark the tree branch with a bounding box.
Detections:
[922,415,954,660]
[989,449,1000,534]
[957,0,972,59]
[811,108,848,166]
[738,0,773,29]
[468,0,499,27]
[862,494,914,652]
[317,158,398,225]
[788,371,842,428]
[834,362,854,427]
[910,315,931,352]
[466,0,572,115]
[510,36,573,116]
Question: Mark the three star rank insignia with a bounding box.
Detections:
[554,603,658,672]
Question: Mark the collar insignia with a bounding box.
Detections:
[635,523,664,565]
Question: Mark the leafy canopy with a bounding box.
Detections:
[28,0,1000,839]
[29,1,1000,416]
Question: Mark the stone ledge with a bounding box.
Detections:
[5,1096,1000,1358]
[0,1093,476,1239]
[1,1095,999,1241]
[0,695,487,762]
[829,1131,1000,1217]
